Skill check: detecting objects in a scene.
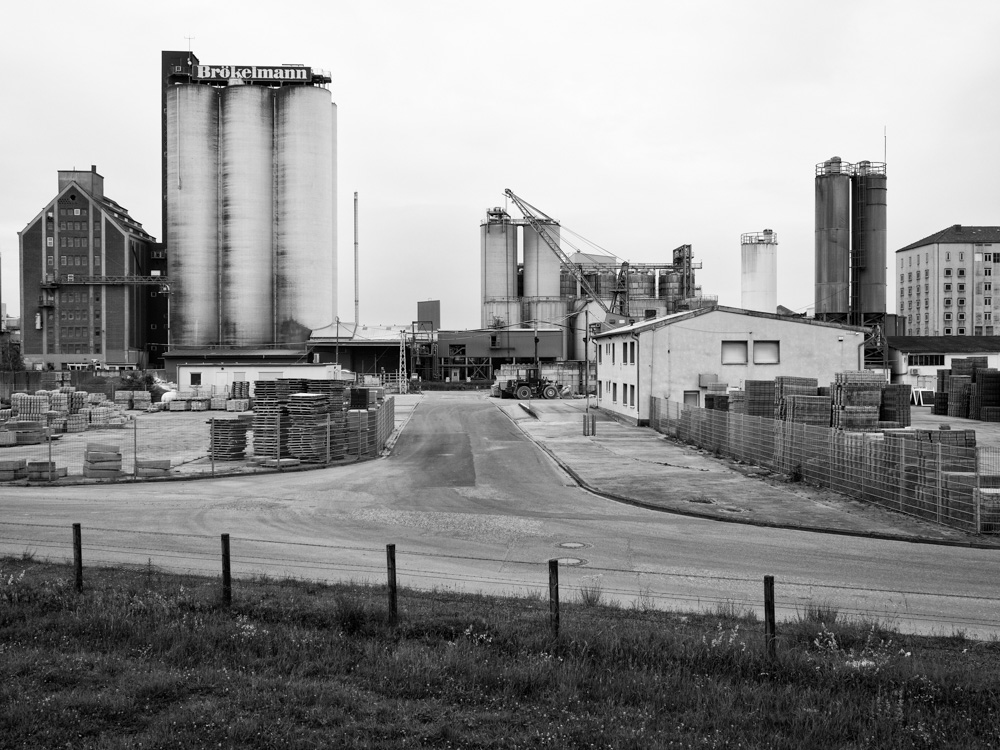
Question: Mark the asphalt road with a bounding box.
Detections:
[1,392,998,638]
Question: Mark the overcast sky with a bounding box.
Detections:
[2,0,999,332]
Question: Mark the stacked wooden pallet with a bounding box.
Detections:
[704,393,729,411]
[83,441,123,479]
[209,419,250,460]
[783,395,833,426]
[350,387,379,409]
[346,409,370,456]
[947,376,972,418]
[744,380,776,418]
[252,380,290,459]
[287,393,332,463]
[276,379,310,400]
[231,381,251,399]
[880,384,912,427]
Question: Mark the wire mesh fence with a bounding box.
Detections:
[1,521,997,638]
[650,397,997,535]
[0,396,395,483]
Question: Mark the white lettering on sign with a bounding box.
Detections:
[193,65,310,82]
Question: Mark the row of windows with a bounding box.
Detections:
[598,341,636,365]
[60,326,98,339]
[721,341,780,365]
[59,221,99,232]
[597,381,636,408]
[60,310,98,321]
[60,236,99,248]
[907,355,945,367]
[61,291,100,303]
[58,208,88,217]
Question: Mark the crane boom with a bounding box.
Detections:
[504,189,611,315]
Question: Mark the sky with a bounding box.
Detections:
[2,0,999,332]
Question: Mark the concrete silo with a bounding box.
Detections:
[275,86,337,345]
[815,157,852,317]
[741,229,778,313]
[480,207,520,329]
[851,160,887,317]
[166,84,221,346]
[220,84,273,346]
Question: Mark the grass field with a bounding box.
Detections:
[1,556,998,749]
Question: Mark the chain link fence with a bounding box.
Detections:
[650,398,1000,535]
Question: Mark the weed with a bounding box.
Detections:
[20,548,35,562]
[577,575,603,608]
[789,463,803,482]
[798,601,839,626]
[712,599,758,623]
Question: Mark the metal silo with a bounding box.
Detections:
[815,157,851,316]
[523,221,562,298]
[480,207,519,328]
[166,84,220,346]
[221,84,273,346]
[852,161,887,316]
[275,86,337,345]
[741,229,778,313]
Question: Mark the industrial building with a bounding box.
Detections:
[894,225,1000,337]
[161,50,337,349]
[17,166,166,370]
[887,335,1000,393]
[480,197,705,363]
[595,306,866,425]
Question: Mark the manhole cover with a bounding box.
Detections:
[554,557,586,566]
[558,542,588,549]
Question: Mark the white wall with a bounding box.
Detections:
[176,364,347,395]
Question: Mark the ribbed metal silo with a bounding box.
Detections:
[480,207,519,328]
[221,85,273,346]
[741,229,778,313]
[166,84,220,346]
[852,161,887,316]
[523,221,562,298]
[815,157,852,316]
[275,86,337,345]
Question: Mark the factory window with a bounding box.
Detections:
[909,355,944,368]
[958,298,966,306]
[925,270,929,279]
[958,313,966,321]
[753,341,780,364]
[944,268,952,277]
[908,272,912,281]
[994,253,1000,262]
[190,373,203,386]
[721,341,748,365]
[976,326,984,335]
[986,297,993,306]
[907,287,912,296]
[958,284,966,292]
[986,268,993,277]
[944,283,952,292]
[958,269,966,277]
[946,252,951,261]
[612,382,617,403]
[960,252,965,261]
[944,298,952,307]
[94,239,100,249]
[958,328,967,335]
[448,345,466,357]
[47,256,53,267]
[945,328,953,335]
[94,255,100,266]
[630,384,635,408]
[629,341,635,364]
[986,313,993,322]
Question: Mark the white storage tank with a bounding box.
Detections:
[166,84,221,346]
[523,221,562,298]
[221,84,274,346]
[275,86,337,344]
[740,229,778,313]
[480,207,520,327]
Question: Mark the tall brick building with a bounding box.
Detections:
[18,166,167,369]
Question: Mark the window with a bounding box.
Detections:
[958,284,966,292]
[907,287,912,296]
[925,270,929,279]
[151,324,157,330]
[958,328,966,335]
[629,341,635,364]
[721,341,748,364]
[610,344,615,364]
[908,272,912,281]
[958,268,966,277]
[944,298,952,307]
[753,341,780,364]
[612,382,617,403]
[987,268,993,277]
[629,384,635,408]
[958,313,966,321]
[945,328,953,335]
[622,342,627,364]
[190,373,203,386]
[976,327,984,335]
[946,252,951,261]
[960,252,965,262]
[900,274,904,282]
[944,313,952,321]
[986,312,993,322]
[448,345,466,357]
[958,298,966,306]
[944,268,953,277]
[46,237,53,247]
[598,381,602,400]
[986,297,993,306]
[47,256,53,267]
[986,283,993,292]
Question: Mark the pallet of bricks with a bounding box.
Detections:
[880,383,912,428]
[882,429,977,528]
[932,369,950,415]
[742,381,777,466]
[946,357,988,419]
[83,441,123,480]
[347,386,380,457]
[973,369,1000,422]
[831,371,883,431]
[226,381,252,413]
[0,458,28,481]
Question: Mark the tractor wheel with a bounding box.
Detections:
[515,385,534,400]
[542,385,559,400]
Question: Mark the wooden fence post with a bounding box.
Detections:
[764,575,776,659]
[72,523,82,592]
[549,559,560,638]
[386,544,398,625]
[221,533,232,607]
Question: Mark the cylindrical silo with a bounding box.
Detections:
[523,221,562,298]
[741,229,778,313]
[221,84,274,346]
[815,157,851,317]
[852,161,887,316]
[166,84,220,346]
[275,86,337,345]
[480,207,519,328]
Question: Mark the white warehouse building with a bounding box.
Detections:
[594,306,867,425]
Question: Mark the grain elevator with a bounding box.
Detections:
[162,50,337,349]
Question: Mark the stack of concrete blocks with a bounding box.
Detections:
[135,458,171,478]
[226,399,251,412]
[114,390,134,410]
[133,391,152,411]
[210,396,228,410]
[27,461,66,481]
[84,442,123,479]
[0,458,27,480]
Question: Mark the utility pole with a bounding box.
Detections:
[584,308,589,415]
[354,192,359,325]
